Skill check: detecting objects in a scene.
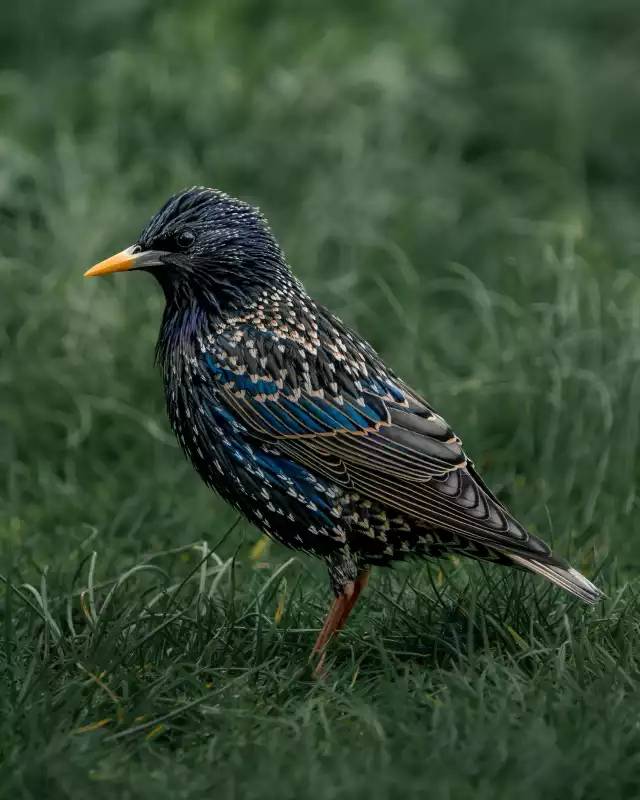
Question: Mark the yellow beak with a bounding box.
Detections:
[84,245,140,277]
[84,245,165,278]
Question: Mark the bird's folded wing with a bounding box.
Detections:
[203,346,551,560]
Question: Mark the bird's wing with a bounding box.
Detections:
[201,324,555,563]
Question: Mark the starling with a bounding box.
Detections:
[85,187,602,666]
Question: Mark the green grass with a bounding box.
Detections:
[3,1,640,797]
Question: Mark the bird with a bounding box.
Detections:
[84,186,603,669]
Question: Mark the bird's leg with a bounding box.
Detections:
[312,567,371,675]
[336,567,371,631]
[312,581,355,657]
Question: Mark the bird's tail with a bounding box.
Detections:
[508,554,604,605]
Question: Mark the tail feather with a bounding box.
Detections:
[508,554,604,605]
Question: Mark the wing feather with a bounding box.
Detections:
[202,327,553,563]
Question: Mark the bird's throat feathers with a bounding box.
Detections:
[153,244,292,315]
[155,268,312,381]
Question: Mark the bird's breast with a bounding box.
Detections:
[162,367,357,557]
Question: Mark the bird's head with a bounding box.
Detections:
[84,187,291,313]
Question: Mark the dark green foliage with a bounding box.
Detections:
[2,1,640,797]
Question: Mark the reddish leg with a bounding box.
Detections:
[312,568,371,674]
[336,567,370,631]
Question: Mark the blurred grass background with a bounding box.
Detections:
[2,1,640,797]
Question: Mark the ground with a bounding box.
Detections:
[2,1,640,798]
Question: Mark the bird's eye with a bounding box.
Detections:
[175,230,196,249]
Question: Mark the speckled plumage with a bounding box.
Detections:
[87,186,602,647]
